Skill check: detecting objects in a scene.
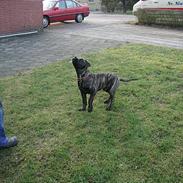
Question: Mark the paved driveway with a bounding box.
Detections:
[0,13,183,77]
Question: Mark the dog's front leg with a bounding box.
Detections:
[88,94,95,112]
[79,91,87,111]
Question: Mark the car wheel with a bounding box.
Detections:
[43,16,49,28]
[75,14,83,23]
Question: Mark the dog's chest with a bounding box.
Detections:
[78,75,94,93]
[80,79,92,88]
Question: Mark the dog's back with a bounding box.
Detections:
[80,71,119,94]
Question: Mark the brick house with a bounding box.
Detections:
[79,0,101,11]
[0,0,43,37]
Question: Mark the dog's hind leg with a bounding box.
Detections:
[79,92,87,111]
[106,79,119,111]
[106,94,113,110]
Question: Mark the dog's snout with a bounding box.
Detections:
[72,57,78,63]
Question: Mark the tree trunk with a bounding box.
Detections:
[121,0,127,13]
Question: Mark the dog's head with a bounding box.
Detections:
[72,57,91,74]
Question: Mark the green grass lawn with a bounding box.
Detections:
[0,44,183,183]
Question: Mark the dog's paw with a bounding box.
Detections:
[78,108,86,111]
[88,108,93,112]
[104,100,109,104]
[106,107,112,111]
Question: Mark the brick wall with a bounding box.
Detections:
[0,0,43,36]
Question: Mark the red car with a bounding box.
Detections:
[43,0,90,28]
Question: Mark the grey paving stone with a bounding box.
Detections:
[0,13,182,77]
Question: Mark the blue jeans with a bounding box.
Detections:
[0,101,8,146]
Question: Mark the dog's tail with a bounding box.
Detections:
[119,78,139,82]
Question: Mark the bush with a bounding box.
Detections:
[101,0,139,13]
[136,9,183,27]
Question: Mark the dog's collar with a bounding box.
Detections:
[77,75,90,81]
[77,71,90,81]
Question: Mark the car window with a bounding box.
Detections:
[65,0,77,8]
[55,0,66,9]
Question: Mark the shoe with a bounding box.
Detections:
[0,136,18,149]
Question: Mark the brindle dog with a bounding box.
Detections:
[72,57,136,112]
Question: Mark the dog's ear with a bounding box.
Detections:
[72,57,78,61]
[85,60,91,68]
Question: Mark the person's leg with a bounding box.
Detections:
[0,101,18,148]
[0,101,8,146]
